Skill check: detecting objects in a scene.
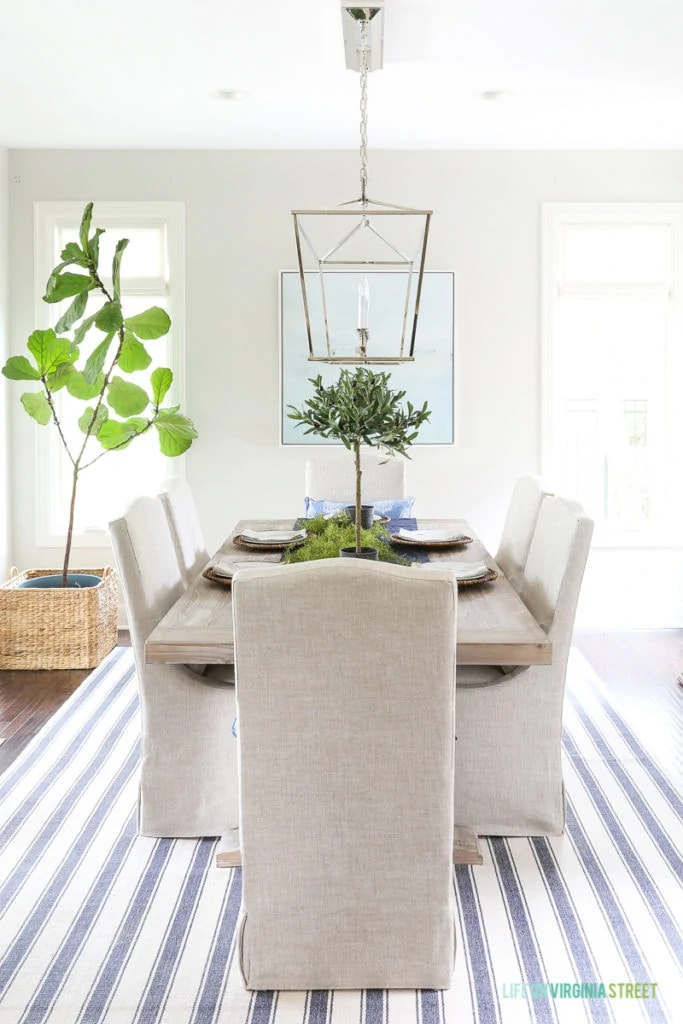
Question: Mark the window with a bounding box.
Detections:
[34,202,185,546]
[542,204,683,546]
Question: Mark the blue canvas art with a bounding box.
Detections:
[280,270,454,445]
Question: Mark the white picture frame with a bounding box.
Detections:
[280,269,455,446]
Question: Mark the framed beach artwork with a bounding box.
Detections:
[280,270,455,446]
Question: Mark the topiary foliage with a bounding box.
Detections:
[287,368,430,553]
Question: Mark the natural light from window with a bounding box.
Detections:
[543,205,683,545]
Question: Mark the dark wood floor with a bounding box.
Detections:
[1,629,681,775]
[0,631,131,775]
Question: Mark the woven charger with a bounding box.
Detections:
[232,534,305,552]
[456,567,498,587]
[202,566,233,587]
[389,533,474,548]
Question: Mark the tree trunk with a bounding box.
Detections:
[354,443,362,553]
[62,465,79,587]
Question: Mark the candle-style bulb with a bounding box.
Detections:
[357,275,370,330]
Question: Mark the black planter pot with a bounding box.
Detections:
[339,546,379,560]
[344,504,374,529]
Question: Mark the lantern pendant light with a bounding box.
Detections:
[291,3,432,364]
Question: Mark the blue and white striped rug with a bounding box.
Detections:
[0,647,681,1023]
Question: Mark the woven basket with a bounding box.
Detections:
[0,567,118,671]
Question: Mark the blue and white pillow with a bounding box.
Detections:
[304,496,415,520]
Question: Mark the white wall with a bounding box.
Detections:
[0,148,9,583]
[7,149,683,625]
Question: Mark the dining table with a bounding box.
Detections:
[144,518,551,667]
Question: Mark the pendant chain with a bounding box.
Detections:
[359,14,369,204]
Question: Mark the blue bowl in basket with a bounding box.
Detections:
[16,573,102,589]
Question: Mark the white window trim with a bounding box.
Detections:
[33,200,186,549]
[541,201,683,549]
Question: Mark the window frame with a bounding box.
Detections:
[541,202,683,549]
[33,200,186,548]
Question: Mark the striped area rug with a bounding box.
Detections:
[0,648,681,1024]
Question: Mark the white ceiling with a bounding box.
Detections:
[3,0,683,149]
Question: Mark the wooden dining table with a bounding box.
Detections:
[145,518,551,666]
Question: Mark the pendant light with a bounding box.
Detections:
[291,2,432,364]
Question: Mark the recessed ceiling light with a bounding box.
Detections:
[480,89,510,101]
[214,88,250,101]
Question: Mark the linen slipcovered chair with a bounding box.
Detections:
[109,495,238,838]
[495,476,553,592]
[231,559,458,990]
[455,495,593,836]
[159,476,209,587]
[305,451,406,501]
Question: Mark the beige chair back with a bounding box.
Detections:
[520,494,594,676]
[232,558,457,990]
[305,451,406,501]
[109,495,184,665]
[159,477,209,586]
[454,494,593,837]
[495,476,553,590]
[109,496,237,838]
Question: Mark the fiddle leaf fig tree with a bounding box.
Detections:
[288,367,431,553]
[2,202,198,588]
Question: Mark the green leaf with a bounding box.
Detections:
[78,404,108,435]
[43,272,93,304]
[125,416,149,432]
[124,306,170,340]
[118,330,151,373]
[154,411,198,456]
[150,367,173,404]
[2,356,41,381]
[96,419,138,451]
[27,329,73,375]
[95,300,123,333]
[60,241,89,267]
[46,362,75,392]
[66,370,104,400]
[20,391,52,425]
[54,289,89,334]
[89,228,105,268]
[106,376,149,417]
[79,203,93,253]
[112,238,129,301]
[73,309,100,345]
[82,332,115,385]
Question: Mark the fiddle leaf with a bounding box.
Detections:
[150,367,173,404]
[2,356,41,381]
[89,228,105,268]
[21,391,52,425]
[60,241,89,268]
[43,272,92,304]
[78,404,109,435]
[154,410,197,456]
[79,202,93,253]
[27,330,74,376]
[95,300,123,333]
[66,370,105,401]
[123,306,170,340]
[112,238,129,301]
[82,332,115,385]
[106,376,149,417]
[54,289,89,334]
[97,418,139,451]
[118,331,151,373]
